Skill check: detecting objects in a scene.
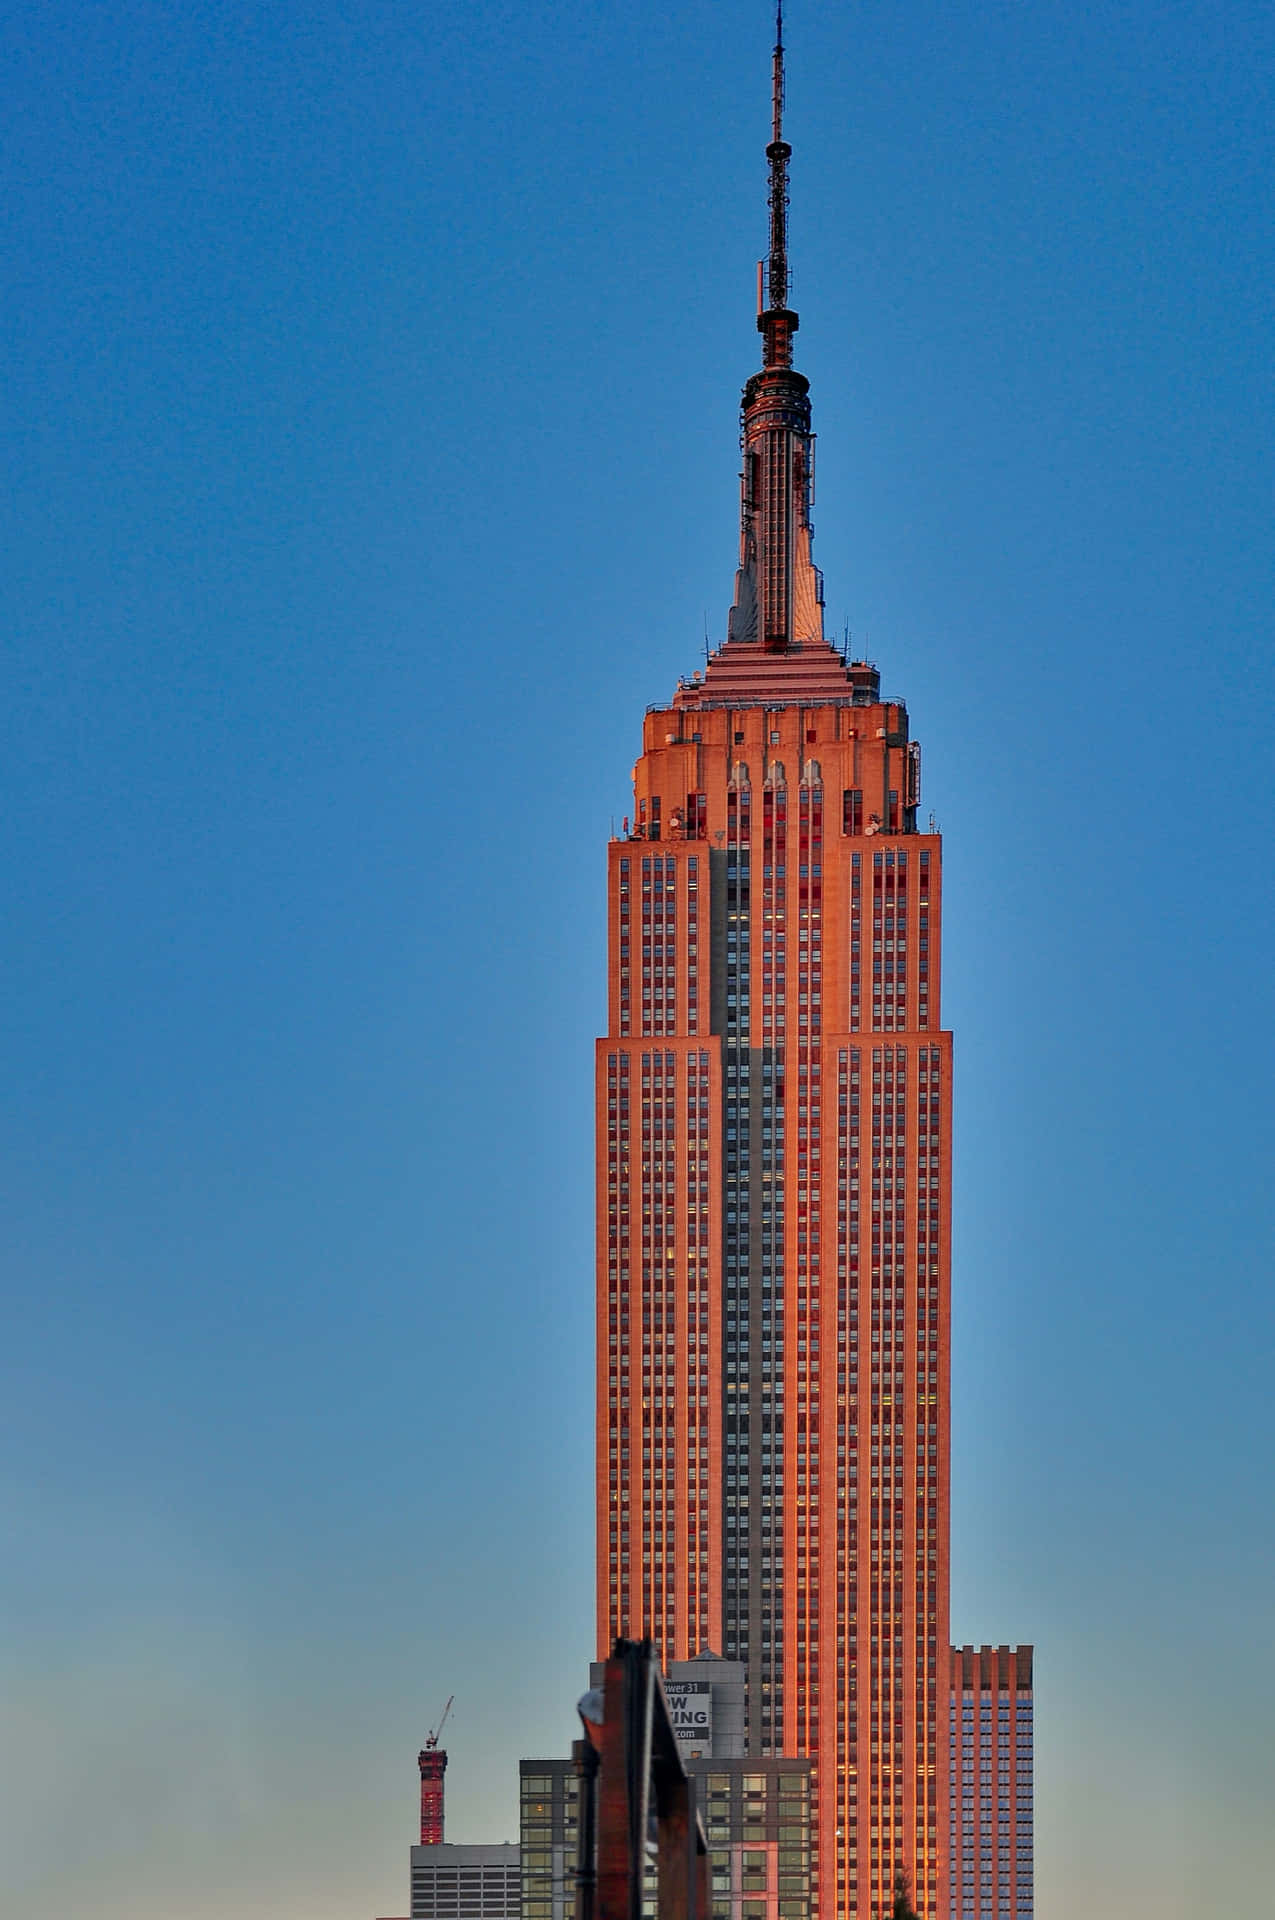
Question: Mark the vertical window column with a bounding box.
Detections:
[644,1050,678,1652]
[851,853,862,1032]
[641,859,653,1037]
[723,781,751,1675]
[619,858,631,1037]
[687,857,700,1034]
[683,1046,712,1651]
[835,1046,860,1892]
[610,1051,632,1637]
[795,780,823,1764]
[918,850,931,1029]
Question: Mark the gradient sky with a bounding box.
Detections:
[2,2,1273,1916]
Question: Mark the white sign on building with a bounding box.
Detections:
[663,1680,713,1757]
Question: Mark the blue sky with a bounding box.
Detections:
[2,2,1272,1915]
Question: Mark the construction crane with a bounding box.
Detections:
[424,1695,453,1752]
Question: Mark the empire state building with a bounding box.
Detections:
[593,17,1013,1920]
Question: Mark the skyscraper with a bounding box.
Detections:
[948,1648,1033,1920]
[595,14,953,1920]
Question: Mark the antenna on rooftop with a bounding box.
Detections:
[767,0,790,314]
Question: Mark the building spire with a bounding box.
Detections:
[759,1,797,373]
[767,1,790,316]
[720,3,822,655]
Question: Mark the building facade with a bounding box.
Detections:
[408,1844,520,1920]
[594,19,954,1920]
[520,1745,812,1920]
[947,1647,1033,1920]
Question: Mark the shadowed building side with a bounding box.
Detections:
[947,1648,1033,1920]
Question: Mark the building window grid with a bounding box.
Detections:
[607,1044,634,1633]
[619,857,632,1036]
[611,742,950,1917]
[948,1679,1033,1920]
[641,855,679,1040]
[723,780,754,1681]
[835,1041,861,1860]
[793,782,823,1758]
[751,768,789,1752]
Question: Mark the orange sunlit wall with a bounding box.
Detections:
[596,661,952,1920]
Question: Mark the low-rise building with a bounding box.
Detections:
[410,1842,521,1920]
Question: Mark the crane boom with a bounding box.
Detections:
[425,1694,454,1750]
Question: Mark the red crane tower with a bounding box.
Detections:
[417,1697,453,1846]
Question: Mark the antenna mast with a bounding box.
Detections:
[767,1,790,314]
